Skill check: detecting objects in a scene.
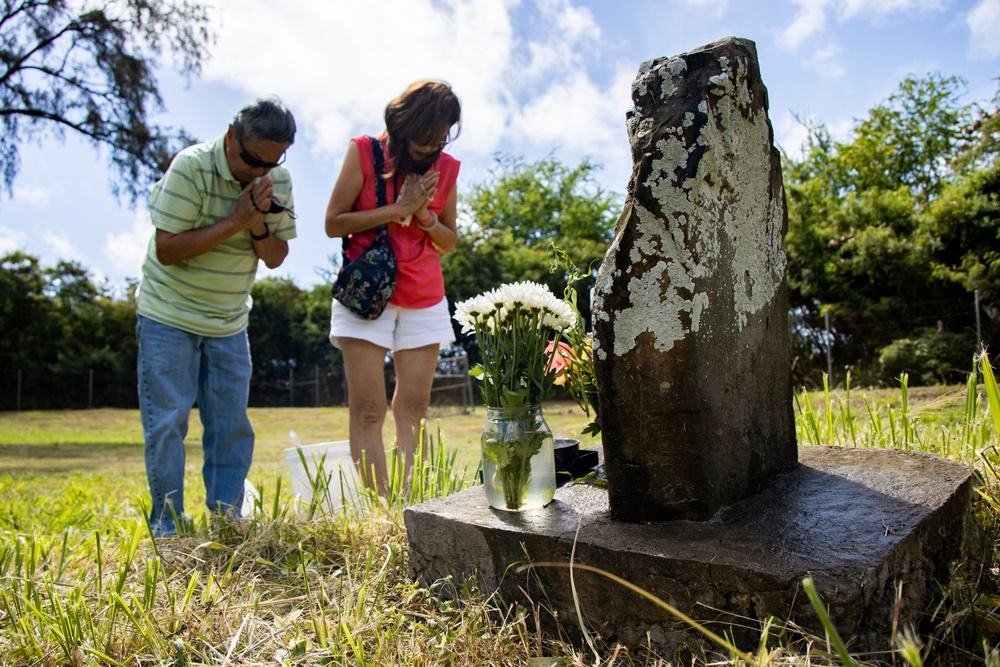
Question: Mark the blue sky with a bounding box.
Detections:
[1,0,998,291]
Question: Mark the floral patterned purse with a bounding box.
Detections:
[331,137,396,320]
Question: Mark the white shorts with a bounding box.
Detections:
[329,297,456,352]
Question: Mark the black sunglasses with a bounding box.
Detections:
[412,137,451,150]
[238,136,287,170]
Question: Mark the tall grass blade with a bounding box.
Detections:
[521,561,758,665]
[802,576,854,667]
[980,351,1000,438]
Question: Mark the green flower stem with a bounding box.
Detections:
[482,406,547,510]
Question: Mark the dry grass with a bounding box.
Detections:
[0,384,998,666]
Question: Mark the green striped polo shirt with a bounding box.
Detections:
[136,133,297,337]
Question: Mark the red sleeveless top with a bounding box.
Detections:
[344,135,460,309]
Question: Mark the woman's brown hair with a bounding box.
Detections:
[383,80,462,180]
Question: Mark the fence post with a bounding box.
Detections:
[315,365,320,407]
[461,354,473,411]
[289,367,294,407]
[976,289,983,351]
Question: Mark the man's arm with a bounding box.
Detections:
[156,179,288,269]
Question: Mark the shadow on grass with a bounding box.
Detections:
[0,441,144,475]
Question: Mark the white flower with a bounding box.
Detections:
[454,293,500,333]
[453,302,477,333]
[542,299,576,331]
[503,281,553,312]
[455,280,575,408]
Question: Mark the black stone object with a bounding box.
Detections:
[555,438,599,487]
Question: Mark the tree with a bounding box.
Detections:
[836,74,971,202]
[0,0,213,200]
[248,277,310,375]
[464,154,618,248]
[443,154,620,358]
[45,259,137,374]
[953,78,1000,173]
[0,251,56,371]
[783,72,983,386]
[929,162,1000,343]
[0,252,139,408]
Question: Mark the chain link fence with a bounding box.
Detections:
[2,355,475,411]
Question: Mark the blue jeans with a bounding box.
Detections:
[137,315,254,536]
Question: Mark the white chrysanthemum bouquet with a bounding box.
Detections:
[454,281,576,409]
[455,281,576,509]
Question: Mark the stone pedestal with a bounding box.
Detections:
[405,447,983,656]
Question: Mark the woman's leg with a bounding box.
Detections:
[390,343,440,480]
[340,336,391,492]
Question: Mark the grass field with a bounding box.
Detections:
[0,400,599,501]
[0,378,998,665]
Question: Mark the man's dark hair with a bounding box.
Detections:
[233,96,297,145]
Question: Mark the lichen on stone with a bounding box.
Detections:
[607,45,787,358]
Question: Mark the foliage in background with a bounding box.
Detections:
[0,254,341,409]
[548,245,600,436]
[0,0,214,201]
[783,72,1000,387]
[249,278,343,373]
[443,154,620,361]
[3,68,1000,396]
[0,252,138,408]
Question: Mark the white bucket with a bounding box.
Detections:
[242,479,260,517]
[284,441,361,511]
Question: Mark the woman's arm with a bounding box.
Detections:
[414,183,458,254]
[156,179,288,269]
[324,141,432,238]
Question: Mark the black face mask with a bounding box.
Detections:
[411,149,442,174]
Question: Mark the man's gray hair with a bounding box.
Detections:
[233,96,297,145]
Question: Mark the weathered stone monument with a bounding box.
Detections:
[405,37,984,656]
[593,36,796,522]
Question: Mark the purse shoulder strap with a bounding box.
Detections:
[370,136,386,208]
[369,137,390,242]
[343,137,388,254]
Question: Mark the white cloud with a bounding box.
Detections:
[11,183,56,208]
[517,0,601,82]
[0,226,30,254]
[682,0,728,7]
[40,229,75,259]
[104,212,152,278]
[840,0,947,21]
[968,0,1000,59]
[774,111,814,160]
[541,0,600,43]
[780,0,834,50]
[774,110,855,161]
[194,0,625,172]
[510,72,616,151]
[200,0,521,161]
[780,0,948,50]
[800,41,847,78]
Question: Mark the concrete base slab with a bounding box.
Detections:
[404,446,985,656]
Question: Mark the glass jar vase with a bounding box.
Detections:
[480,404,556,510]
